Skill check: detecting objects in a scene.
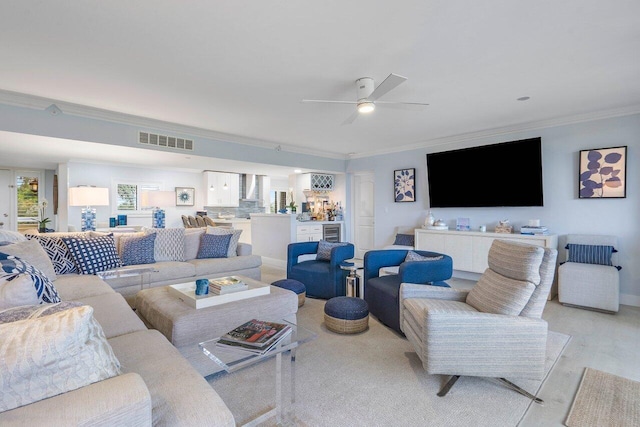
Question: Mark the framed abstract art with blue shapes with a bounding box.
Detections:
[175,187,195,206]
[394,168,415,202]
[579,146,626,199]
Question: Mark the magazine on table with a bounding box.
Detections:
[216,328,292,355]
[208,276,249,294]
[217,319,292,353]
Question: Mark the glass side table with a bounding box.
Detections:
[340,259,364,298]
[200,320,317,427]
[96,266,157,291]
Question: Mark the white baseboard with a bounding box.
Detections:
[620,293,640,307]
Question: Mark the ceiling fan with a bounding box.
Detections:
[301,73,429,125]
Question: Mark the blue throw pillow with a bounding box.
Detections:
[0,252,61,304]
[121,233,156,266]
[26,234,79,274]
[316,240,348,261]
[393,233,415,247]
[566,243,614,266]
[197,233,233,259]
[61,234,122,275]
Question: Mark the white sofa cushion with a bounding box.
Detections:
[0,239,57,281]
[0,303,121,412]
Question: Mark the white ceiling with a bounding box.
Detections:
[1,1,640,167]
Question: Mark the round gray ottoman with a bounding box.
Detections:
[324,296,369,334]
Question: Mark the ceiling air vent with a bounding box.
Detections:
[139,132,194,151]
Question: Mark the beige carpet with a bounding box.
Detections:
[566,368,640,427]
[207,298,571,427]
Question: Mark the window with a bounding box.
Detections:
[113,181,161,213]
[16,173,42,232]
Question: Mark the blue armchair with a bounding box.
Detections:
[363,249,453,334]
[287,241,355,299]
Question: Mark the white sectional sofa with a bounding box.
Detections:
[0,227,273,425]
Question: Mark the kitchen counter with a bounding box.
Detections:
[250,214,344,266]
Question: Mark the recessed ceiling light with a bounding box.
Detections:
[517,96,531,101]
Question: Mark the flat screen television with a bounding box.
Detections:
[426,137,544,208]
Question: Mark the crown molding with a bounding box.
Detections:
[0,89,347,160]
[348,104,640,158]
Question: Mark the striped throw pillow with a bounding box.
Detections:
[566,244,614,266]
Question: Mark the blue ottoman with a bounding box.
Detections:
[272,279,306,307]
[324,296,369,334]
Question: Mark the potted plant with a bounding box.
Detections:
[38,199,50,232]
[288,191,297,213]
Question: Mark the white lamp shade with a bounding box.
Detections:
[68,187,110,206]
[141,191,175,208]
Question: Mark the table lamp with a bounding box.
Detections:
[141,190,175,228]
[68,186,110,231]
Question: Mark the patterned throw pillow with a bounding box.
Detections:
[61,235,122,275]
[197,233,232,259]
[0,301,83,324]
[566,243,615,266]
[0,239,58,281]
[147,228,185,262]
[26,234,79,274]
[0,253,61,304]
[0,274,39,310]
[0,304,121,412]
[120,233,156,266]
[206,226,242,257]
[316,240,348,261]
[393,233,415,247]
[404,251,444,262]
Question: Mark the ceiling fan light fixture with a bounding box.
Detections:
[358,101,375,114]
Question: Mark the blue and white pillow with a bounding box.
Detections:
[121,233,156,266]
[26,234,79,274]
[404,251,444,262]
[393,233,415,247]
[316,240,348,261]
[0,252,61,304]
[61,235,122,275]
[566,243,615,266]
[197,233,232,259]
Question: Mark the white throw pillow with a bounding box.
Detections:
[184,228,205,260]
[0,304,121,412]
[0,239,57,281]
[0,230,27,243]
[145,227,185,262]
[0,274,39,310]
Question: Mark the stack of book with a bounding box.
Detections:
[208,276,249,295]
[216,319,292,355]
[520,225,549,235]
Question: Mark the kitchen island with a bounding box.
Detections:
[210,218,252,244]
[250,213,344,267]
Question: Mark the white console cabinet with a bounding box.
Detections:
[415,228,559,299]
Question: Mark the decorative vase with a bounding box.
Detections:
[425,210,435,227]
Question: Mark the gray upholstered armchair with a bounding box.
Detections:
[399,239,558,404]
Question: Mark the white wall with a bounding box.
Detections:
[348,113,640,304]
[66,162,203,229]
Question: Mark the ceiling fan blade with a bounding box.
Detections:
[375,101,429,111]
[367,73,407,102]
[341,111,359,126]
[301,99,357,104]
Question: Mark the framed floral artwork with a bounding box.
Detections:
[175,187,195,206]
[579,146,627,199]
[394,168,415,202]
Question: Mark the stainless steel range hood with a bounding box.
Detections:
[241,174,259,200]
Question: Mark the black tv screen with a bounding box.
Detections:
[426,137,544,208]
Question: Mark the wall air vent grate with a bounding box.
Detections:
[139,132,194,151]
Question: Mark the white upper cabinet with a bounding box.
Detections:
[204,172,240,207]
[301,173,334,191]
